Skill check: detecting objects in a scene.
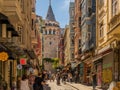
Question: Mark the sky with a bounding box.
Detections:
[36,0,74,28]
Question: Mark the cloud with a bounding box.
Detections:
[62,0,69,9]
[61,0,74,10]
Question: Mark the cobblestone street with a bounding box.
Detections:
[47,80,93,90]
[47,80,103,90]
[47,80,77,90]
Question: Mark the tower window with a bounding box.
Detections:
[53,31,55,34]
[49,42,52,45]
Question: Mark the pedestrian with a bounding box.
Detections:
[33,73,44,90]
[12,77,17,90]
[20,74,30,90]
[17,76,21,90]
[56,73,60,85]
[28,73,35,90]
[92,72,97,90]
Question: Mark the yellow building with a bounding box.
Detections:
[95,0,120,87]
[74,0,81,61]
[64,25,71,66]
[0,0,35,89]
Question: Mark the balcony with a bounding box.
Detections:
[0,38,11,43]
[108,13,120,35]
[3,0,23,23]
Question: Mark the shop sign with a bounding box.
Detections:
[17,64,22,70]
[0,52,8,61]
[20,58,26,65]
[103,63,112,69]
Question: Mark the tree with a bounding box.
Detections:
[52,58,60,69]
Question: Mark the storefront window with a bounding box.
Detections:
[103,68,112,83]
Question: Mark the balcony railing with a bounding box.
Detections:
[0,38,11,42]
[4,0,23,23]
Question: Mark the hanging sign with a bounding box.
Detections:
[0,52,8,61]
[17,64,22,69]
[20,58,26,65]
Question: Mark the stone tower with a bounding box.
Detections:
[43,0,60,59]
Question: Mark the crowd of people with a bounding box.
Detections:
[11,69,80,90]
[14,70,50,90]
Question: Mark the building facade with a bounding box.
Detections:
[42,2,60,59]
[42,1,60,71]
[69,2,75,62]
[0,0,36,89]
[81,0,96,84]
[74,0,81,61]
[58,28,64,66]
[95,0,120,87]
[64,25,71,66]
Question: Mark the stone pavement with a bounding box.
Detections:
[47,80,77,90]
[47,80,103,90]
[66,82,103,90]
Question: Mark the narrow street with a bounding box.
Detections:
[46,80,93,90]
[47,80,77,90]
[1,0,120,90]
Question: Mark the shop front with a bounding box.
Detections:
[102,52,113,84]
[79,62,84,83]
[0,44,16,90]
[83,60,92,85]
[94,59,102,87]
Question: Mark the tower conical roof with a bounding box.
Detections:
[46,0,56,21]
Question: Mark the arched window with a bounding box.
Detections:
[51,30,53,34]
[53,30,55,34]
[45,30,47,35]
[49,30,51,34]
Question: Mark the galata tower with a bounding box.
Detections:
[43,0,60,58]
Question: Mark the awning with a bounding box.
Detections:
[0,43,15,60]
[24,50,36,59]
[2,42,26,58]
[93,49,113,62]
[0,13,10,24]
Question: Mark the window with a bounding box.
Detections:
[49,30,51,34]
[98,0,104,9]
[49,42,52,45]
[112,0,118,16]
[71,36,74,45]
[99,22,104,38]
[88,0,91,7]
[53,31,55,34]
[45,30,47,35]
[72,53,74,58]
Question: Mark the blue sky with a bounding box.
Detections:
[36,0,74,28]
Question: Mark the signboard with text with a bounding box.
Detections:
[0,52,8,61]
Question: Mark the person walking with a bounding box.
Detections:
[56,73,61,85]
[28,73,35,90]
[92,72,97,90]
[20,74,30,90]
[11,77,17,90]
[17,76,21,90]
[33,73,44,90]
